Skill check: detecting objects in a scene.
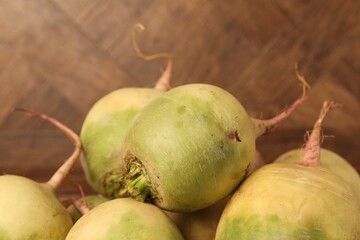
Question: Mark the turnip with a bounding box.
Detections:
[65,198,184,240]
[80,23,173,194]
[164,152,264,240]
[109,73,310,212]
[0,108,81,239]
[215,101,360,239]
[275,148,360,200]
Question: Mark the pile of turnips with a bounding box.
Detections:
[2,24,359,240]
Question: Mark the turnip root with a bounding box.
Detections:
[215,101,360,239]
[65,198,184,240]
[110,73,309,212]
[0,108,81,239]
[80,23,173,194]
[66,194,108,223]
[275,148,360,200]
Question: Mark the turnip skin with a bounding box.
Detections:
[0,175,73,240]
[164,152,264,240]
[65,198,184,240]
[275,148,360,200]
[80,88,164,193]
[215,163,360,240]
[118,83,257,211]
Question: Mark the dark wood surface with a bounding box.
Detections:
[0,0,359,196]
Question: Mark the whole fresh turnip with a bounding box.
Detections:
[215,101,360,239]
[65,198,184,240]
[275,148,360,200]
[0,108,81,239]
[104,73,310,212]
[80,23,173,194]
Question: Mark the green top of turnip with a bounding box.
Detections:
[0,109,81,239]
[106,73,309,212]
[215,101,360,240]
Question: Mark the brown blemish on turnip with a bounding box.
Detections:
[227,131,241,142]
[177,105,186,114]
[243,161,252,178]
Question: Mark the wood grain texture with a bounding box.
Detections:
[0,0,359,197]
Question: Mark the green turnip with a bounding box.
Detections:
[0,108,81,239]
[215,101,360,239]
[65,198,184,240]
[80,23,173,194]
[108,73,309,212]
[275,148,360,200]
[164,152,264,240]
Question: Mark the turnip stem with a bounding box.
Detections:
[101,161,152,201]
[125,161,152,202]
[132,23,173,91]
[252,67,310,138]
[15,108,81,191]
[71,184,90,215]
[298,101,341,167]
[154,60,173,91]
[72,199,90,215]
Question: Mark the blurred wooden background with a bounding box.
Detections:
[0,0,359,196]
